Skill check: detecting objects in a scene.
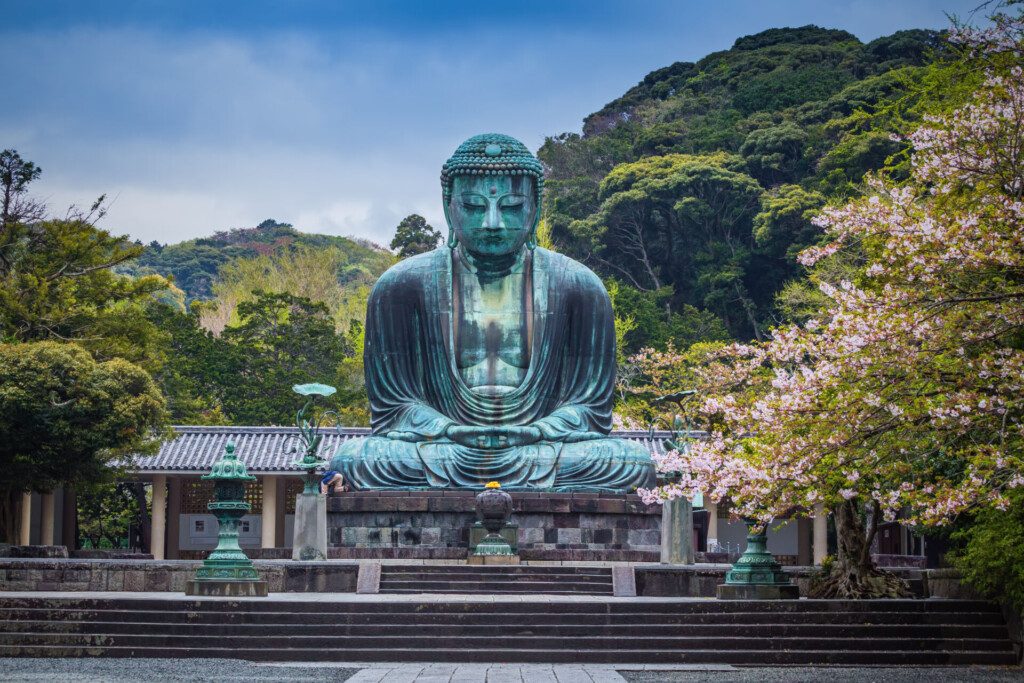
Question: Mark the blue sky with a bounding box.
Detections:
[0,0,988,245]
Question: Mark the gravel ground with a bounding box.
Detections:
[0,658,359,682]
[621,666,1024,683]
[1,660,1021,683]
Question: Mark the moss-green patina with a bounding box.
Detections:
[331,134,654,492]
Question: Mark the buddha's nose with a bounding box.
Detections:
[483,200,503,230]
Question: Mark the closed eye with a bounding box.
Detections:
[460,193,487,209]
[499,195,526,208]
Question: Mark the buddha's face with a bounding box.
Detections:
[447,174,537,257]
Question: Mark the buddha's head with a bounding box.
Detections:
[441,134,543,257]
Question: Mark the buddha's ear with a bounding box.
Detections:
[442,193,458,249]
[526,183,541,250]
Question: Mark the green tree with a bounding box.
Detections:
[390,214,441,258]
[0,149,44,232]
[220,291,351,424]
[739,123,809,186]
[577,153,767,339]
[952,489,1024,611]
[0,152,169,369]
[145,303,232,425]
[752,184,826,262]
[0,342,166,542]
[76,481,142,550]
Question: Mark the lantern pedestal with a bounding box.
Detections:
[292,492,328,561]
[186,441,268,597]
[186,578,268,597]
[717,519,798,600]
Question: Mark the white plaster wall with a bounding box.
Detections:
[179,513,262,551]
[716,518,799,555]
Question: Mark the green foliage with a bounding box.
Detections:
[0,341,166,496]
[220,291,352,425]
[126,218,392,303]
[740,123,809,186]
[0,217,169,369]
[204,241,388,335]
[577,152,770,339]
[145,303,231,425]
[538,25,948,353]
[752,184,826,261]
[951,490,1024,611]
[0,149,42,228]
[76,481,142,549]
[390,214,441,258]
[609,281,730,351]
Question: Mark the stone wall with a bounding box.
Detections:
[326,491,662,562]
[0,559,357,593]
[0,558,968,599]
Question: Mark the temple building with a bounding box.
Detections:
[7,425,935,566]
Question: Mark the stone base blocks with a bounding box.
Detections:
[0,595,1014,665]
[327,491,661,562]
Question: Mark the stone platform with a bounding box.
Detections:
[0,559,951,599]
[327,491,661,562]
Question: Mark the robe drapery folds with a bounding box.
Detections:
[331,247,655,492]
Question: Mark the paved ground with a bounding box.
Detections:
[0,660,1021,682]
[620,666,1024,682]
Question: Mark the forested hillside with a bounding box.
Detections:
[539,26,947,350]
[120,219,391,315]
[115,220,394,426]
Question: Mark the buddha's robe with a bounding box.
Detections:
[330,246,654,492]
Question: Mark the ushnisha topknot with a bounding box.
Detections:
[441,133,545,200]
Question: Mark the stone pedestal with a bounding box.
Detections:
[292,492,327,561]
[716,583,800,599]
[466,554,520,565]
[326,491,661,561]
[469,522,517,553]
[660,497,694,564]
[186,578,268,596]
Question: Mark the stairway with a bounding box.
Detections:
[0,595,1016,665]
[378,564,614,595]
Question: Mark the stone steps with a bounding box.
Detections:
[0,644,1014,666]
[377,564,614,595]
[0,596,1015,665]
[0,608,1007,626]
[0,632,1013,652]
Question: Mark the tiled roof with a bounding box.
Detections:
[131,426,684,474]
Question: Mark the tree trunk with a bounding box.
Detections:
[808,498,910,598]
[128,483,151,554]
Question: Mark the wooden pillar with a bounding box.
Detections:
[19,492,32,546]
[275,477,287,547]
[62,488,77,549]
[39,491,55,546]
[705,501,719,551]
[796,516,812,565]
[261,475,278,549]
[151,475,167,561]
[813,503,828,565]
[166,476,182,559]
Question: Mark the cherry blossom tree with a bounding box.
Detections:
[635,13,1024,597]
